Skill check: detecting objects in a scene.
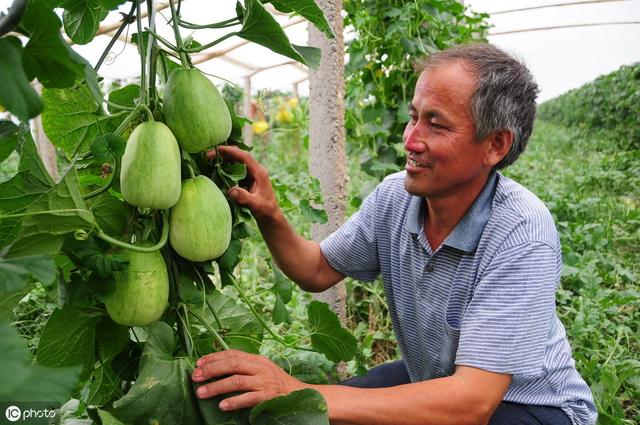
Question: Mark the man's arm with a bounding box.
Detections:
[212,146,344,292]
[192,350,511,425]
[314,366,511,425]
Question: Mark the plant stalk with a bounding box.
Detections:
[97,210,169,252]
[189,310,230,350]
[168,0,189,67]
[95,1,137,72]
[144,27,179,51]
[82,160,118,200]
[183,32,238,53]
[141,104,154,121]
[114,105,144,136]
[146,0,158,109]
[230,277,288,347]
[179,17,240,30]
[135,0,148,105]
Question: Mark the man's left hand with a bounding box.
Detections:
[192,349,304,411]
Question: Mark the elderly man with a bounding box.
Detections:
[192,43,597,425]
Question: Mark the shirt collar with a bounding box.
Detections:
[405,172,498,253]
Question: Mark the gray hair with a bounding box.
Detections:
[415,43,539,169]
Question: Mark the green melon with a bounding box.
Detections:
[169,175,232,262]
[105,247,169,327]
[120,121,181,209]
[163,68,232,153]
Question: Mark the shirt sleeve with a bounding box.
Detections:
[319,188,380,282]
[455,241,560,380]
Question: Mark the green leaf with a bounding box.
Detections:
[308,301,357,362]
[8,170,95,257]
[96,317,130,362]
[272,266,292,303]
[249,388,329,424]
[68,237,129,278]
[217,237,242,270]
[0,255,57,293]
[0,133,53,249]
[291,44,322,70]
[97,0,128,9]
[36,305,102,378]
[12,364,83,403]
[299,199,328,224]
[63,0,103,45]
[90,193,128,237]
[91,133,126,163]
[41,85,119,157]
[187,286,263,354]
[238,0,318,69]
[95,409,126,425]
[0,282,35,321]
[270,0,334,38]
[6,234,66,258]
[272,295,289,325]
[0,131,53,209]
[21,2,88,88]
[0,37,44,122]
[273,355,330,385]
[108,84,140,114]
[0,120,20,162]
[0,321,82,404]
[87,362,123,406]
[0,321,31,397]
[193,380,252,425]
[111,322,202,424]
[271,264,292,324]
[218,161,248,184]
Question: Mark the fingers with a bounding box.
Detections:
[207,145,267,180]
[227,186,254,206]
[191,350,302,411]
[218,391,272,411]
[193,351,261,382]
[195,374,255,399]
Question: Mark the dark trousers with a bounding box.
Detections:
[340,360,571,425]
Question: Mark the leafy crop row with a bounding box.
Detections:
[537,63,640,149]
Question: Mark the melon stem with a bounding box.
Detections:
[97,210,169,252]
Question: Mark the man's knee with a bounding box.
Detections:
[489,401,571,425]
[340,360,411,388]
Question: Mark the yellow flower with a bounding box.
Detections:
[287,97,299,108]
[252,120,269,134]
[0,104,5,113]
[276,107,293,124]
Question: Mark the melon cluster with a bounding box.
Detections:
[107,68,234,327]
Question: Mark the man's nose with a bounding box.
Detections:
[404,125,426,152]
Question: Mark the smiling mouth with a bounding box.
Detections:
[407,158,430,168]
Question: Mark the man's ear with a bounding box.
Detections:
[484,130,513,168]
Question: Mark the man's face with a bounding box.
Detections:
[403,61,492,199]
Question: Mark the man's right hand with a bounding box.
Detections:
[207,145,344,292]
[207,145,278,220]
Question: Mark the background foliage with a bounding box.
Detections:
[537,63,640,150]
[343,0,489,179]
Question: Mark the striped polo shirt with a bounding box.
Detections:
[320,171,597,425]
